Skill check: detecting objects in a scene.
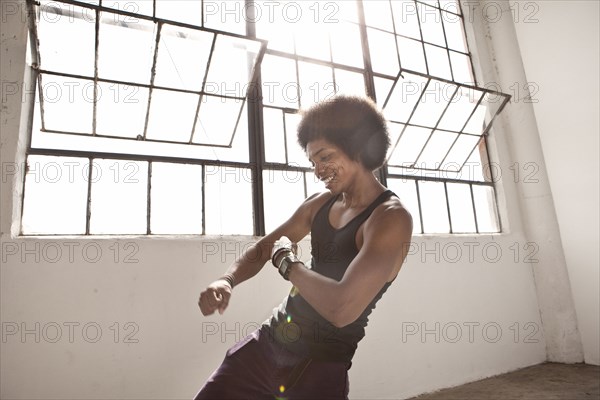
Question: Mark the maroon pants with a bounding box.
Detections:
[194,326,350,399]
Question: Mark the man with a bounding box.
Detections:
[196,95,413,399]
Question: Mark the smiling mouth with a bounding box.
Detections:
[322,174,335,184]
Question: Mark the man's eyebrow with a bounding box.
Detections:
[309,148,326,159]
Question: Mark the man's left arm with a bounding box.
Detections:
[286,204,413,328]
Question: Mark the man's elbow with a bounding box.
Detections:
[329,305,360,328]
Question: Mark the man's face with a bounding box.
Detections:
[306,138,358,194]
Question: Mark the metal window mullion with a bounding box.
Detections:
[469,183,480,233]
[27,147,255,170]
[226,99,247,148]
[386,171,496,187]
[265,48,367,75]
[37,68,243,101]
[403,78,433,168]
[246,1,266,236]
[413,1,430,76]
[281,110,290,165]
[459,90,486,133]
[356,0,379,104]
[385,120,482,137]
[39,128,235,148]
[44,0,267,44]
[444,181,453,233]
[146,161,152,234]
[414,180,425,234]
[384,74,431,166]
[438,9,455,82]
[201,164,206,235]
[142,21,163,140]
[483,135,502,232]
[92,8,100,136]
[457,134,485,172]
[190,33,217,144]
[85,157,94,235]
[435,86,463,170]
[385,0,403,73]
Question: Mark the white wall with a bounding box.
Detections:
[511,0,600,366]
[1,0,592,399]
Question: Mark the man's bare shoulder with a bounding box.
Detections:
[368,195,413,233]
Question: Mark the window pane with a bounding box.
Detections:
[473,185,500,233]
[294,21,331,62]
[146,90,199,142]
[410,81,457,128]
[447,183,476,232]
[96,82,149,138]
[104,1,153,16]
[98,16,156,84]
[437,87,481,132]
[367,28,400,76]
[363,0,393,30]
[90,159,148,234]
[440,0,462,15]
[156,0,202,26]
[418,180,450,233]
[389,125,432,166]
[392,0,421,40]
[203,0,246,35]
[424,44,452,81]
[298,62,334,109]
[263,107,286,164]
[450,51,474,84]
[465,144,486,182]
[330,23,364,68]
[284,113,310,167]
[442,12,468,52]
[261,55,299,109]
[334,69,366,97]
[194,95,243,146]
[40,74,93,134]
[416,130,458,169]
[254,0,295,53]
[383,73,428,122]
[397,36,427,73]
[418,3,446,46]
[204,167,253,235]
[38,3,95,76]
[150,163,203,234]
[21,155,88,235]
[441,134,481,171]
[263,170,305,233]
[374,77,395,106]
[205,35,262,97]
[154,25,213,91]
[210,102,250,163]
[387,178,422,234]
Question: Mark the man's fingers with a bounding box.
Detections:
[217,291,231,315]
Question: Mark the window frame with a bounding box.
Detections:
[21,0,510,237]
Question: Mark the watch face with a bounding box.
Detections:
[279,256,292,280]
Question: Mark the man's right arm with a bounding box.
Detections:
[197,191,331,316]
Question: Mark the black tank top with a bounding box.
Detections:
[266,190,396,363]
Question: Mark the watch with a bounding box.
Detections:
[278,253,301,281]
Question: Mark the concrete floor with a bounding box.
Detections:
[409,362,600,400]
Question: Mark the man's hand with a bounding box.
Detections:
[198,279,232,316]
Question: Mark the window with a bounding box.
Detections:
[21,0,509,236]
